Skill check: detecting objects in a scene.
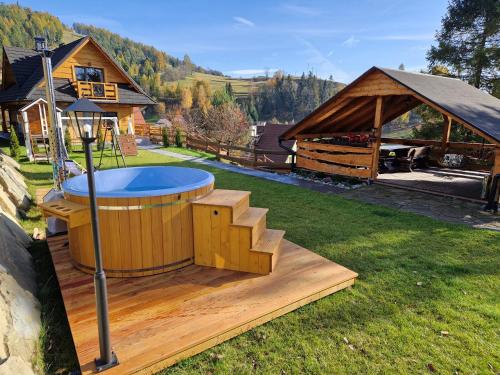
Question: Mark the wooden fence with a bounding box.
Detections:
[134,123,292,170]
[186,135,292,170]
[296,141,373,178]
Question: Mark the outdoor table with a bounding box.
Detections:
[379,144,414,172]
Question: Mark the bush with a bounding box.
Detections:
[175,128,183,147]
[64,127,72,153]
[162,127,170,147]
[9,128,20,159]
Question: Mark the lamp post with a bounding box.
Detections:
[65,98,118,372]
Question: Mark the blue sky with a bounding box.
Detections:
[15,0,448,83]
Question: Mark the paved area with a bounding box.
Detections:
[377,168,486,199]
[141,146,500,231]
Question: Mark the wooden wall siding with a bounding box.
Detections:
[297,141,373,178]
[53,42,128,84]
[65,182,213,277]
[344,71,412,97]
[99,104,134,133]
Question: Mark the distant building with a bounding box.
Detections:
[254,123,296,164]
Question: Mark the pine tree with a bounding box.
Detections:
[427,0,499,94]
[9,128,20,159]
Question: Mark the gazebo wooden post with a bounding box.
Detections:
[441,114,452,152]
[370,96,384,180]
[1,106,7,133]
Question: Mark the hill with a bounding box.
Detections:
[0,3,346,123]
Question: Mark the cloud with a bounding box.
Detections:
[226,68,279,77]
[281,4,323,16]
[368,33,434,41]
[342,36,360,47]
[233,16,255,27]
[296,38,351,82]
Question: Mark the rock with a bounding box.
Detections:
[1,163,27,189]
[0,150,21,171]
[0,186,17,218]
[0,166,31,210]
[0,212,39,375]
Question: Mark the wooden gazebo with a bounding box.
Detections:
[281,67,500,189]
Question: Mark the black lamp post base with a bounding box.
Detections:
[95,352,119,372]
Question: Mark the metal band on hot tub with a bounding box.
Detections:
[96,191,211,211]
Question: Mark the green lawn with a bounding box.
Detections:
[4,144,499,374]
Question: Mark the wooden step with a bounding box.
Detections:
[251,229,285,255]
[231,207,268,247]
[39,199,90,228]
[193,189,250,220]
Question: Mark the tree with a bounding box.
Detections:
[162,127,170,147]
[192,102,249,145]
[64,127,73,153]
[427,0,499,94]
[180,87,193,109]
[9,128,20,159]
[398,63,405,70]
[211,88,233,107]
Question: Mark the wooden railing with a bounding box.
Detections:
[75,81,119,101]
[132,123,293,170]
[186,134,292,170]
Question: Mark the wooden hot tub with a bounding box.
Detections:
[61,166,214,277]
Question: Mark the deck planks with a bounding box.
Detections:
[47,235,357,374]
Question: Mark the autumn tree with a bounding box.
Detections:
[191,103,249,145]
[180,87,193,109]
[427,0,499,95]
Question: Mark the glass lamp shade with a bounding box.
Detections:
[65,98,105,141]
[34,36,47,52]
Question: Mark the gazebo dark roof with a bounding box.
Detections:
[281,67,500,143]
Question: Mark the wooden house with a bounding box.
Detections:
[280,67,500,198]
[0,36,155,160]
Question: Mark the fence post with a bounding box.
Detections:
[216,142,221,161]
[253,145,258,168]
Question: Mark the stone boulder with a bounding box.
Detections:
[0,150,21,171]
[0,211,39,375]
[0,165,31,211]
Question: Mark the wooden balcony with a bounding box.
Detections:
[74,81,119,101]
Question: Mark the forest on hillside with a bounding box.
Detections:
[0,3,344,125]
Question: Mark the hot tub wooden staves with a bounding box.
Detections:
[61,182,214,277]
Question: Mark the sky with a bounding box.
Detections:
[14,0,449,83]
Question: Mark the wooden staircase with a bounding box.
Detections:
[192,189,285,274]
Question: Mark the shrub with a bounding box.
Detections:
[162,127,170,147]
[175,128,183,147]
[9,128,20,159]
[64,127,72,153]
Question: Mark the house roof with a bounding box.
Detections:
[281,66,500,144]
[255,123,295,164]
[133,107,147,125]
[0,37,155,106]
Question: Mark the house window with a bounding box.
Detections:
[75,66,104,82]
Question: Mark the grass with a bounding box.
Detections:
[175,72,266,98]
[4,143,499,374]
[160,146,215,159]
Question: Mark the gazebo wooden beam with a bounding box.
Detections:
[441,114,452,152]
[312,96,375,133]
[370,96,384,180]
[292,96,355,137]
[409,92,497,145]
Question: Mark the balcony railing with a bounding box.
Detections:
[74,81,119,101]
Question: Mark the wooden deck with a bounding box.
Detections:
[47,235,357,374]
